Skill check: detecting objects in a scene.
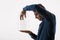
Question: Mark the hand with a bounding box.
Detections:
[20,10,26,20]
[19,30,32,34]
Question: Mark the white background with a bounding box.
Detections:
[0,0,60,40]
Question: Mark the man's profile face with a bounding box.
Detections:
[34,12,42,21]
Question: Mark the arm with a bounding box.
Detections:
[20,4,36,20]
[20,30,37,39]
[23,4,54,21]
[23,4,36,11]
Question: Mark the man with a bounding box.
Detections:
[20,4,56,40]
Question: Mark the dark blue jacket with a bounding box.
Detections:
[23,4,56,40]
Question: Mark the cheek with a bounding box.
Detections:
[38,15,40,18]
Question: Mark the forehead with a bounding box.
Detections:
[34,13,39,15]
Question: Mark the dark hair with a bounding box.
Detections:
[33,4,45,12]
[37,4,45,9]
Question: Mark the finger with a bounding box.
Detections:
[20,15,24,20]
[22,15,24,20]
[19,30,22,31]
[19,30,31,34]
[20,15,22,20]
[19,30,24,31]
[25,14,26,18]
[22,11,26,18]
[20,30,28,31]
[20,30,27,33]
[20,30,26,32]
[20,30,28,32]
